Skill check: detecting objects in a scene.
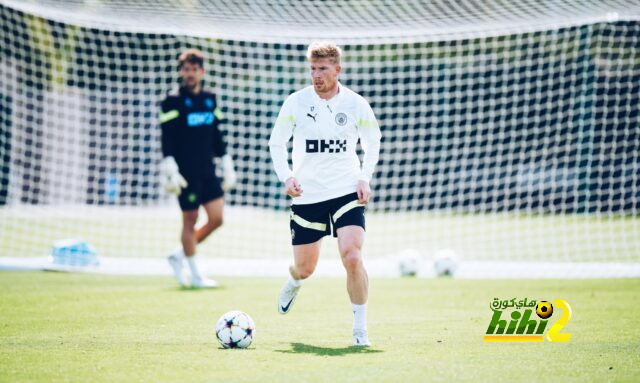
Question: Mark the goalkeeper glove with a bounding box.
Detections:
[221,154,237,192]
[159,156,188,195]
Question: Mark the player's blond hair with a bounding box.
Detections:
[306,41,342,64]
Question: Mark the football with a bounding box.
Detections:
[535,301,553,319]
[433,248,459,277]
[215,310,255,349]
[398,249,421,277]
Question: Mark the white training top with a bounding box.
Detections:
[268,83,382,205]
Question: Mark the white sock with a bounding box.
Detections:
[287,275,303,288]
[186,254,201,279]
[171,247,185,259]
[352,303,368,332]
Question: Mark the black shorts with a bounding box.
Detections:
[290,192,365,245]
[178,172,224,211]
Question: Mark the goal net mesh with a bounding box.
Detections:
[1,0,639,274]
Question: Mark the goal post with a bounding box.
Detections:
[0,1,639,276]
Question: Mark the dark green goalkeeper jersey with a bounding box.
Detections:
[159,87,226,178]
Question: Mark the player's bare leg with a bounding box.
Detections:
[167,208,197,287]
[291,239,322,280]
[182,207,217,288]
[278,239,322,314]
[337,225,367,303]
[181,209,199,256]
[195,197,224,243]
[169,199,223,289]
[337,225,370,346]
[167,208,196,287]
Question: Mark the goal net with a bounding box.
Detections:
[1,0,639,277]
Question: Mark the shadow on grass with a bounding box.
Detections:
[170,285,227,292]
[275,342,383,356]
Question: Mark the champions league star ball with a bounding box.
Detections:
[215,311,255,349]
[536,301,554,319]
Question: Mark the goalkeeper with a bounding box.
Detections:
[159,48,236,289]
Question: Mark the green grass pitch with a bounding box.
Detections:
[1,272,639,382]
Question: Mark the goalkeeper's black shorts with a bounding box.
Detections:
[289,192,365,245]
[177,172,223,211]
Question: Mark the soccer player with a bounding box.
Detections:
[268,41,381,346]
[159,48,237,289]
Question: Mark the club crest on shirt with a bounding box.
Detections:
[205,98,214,109]
[335,112,347,126]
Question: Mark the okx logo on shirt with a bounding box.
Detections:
[187,112,214,127]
